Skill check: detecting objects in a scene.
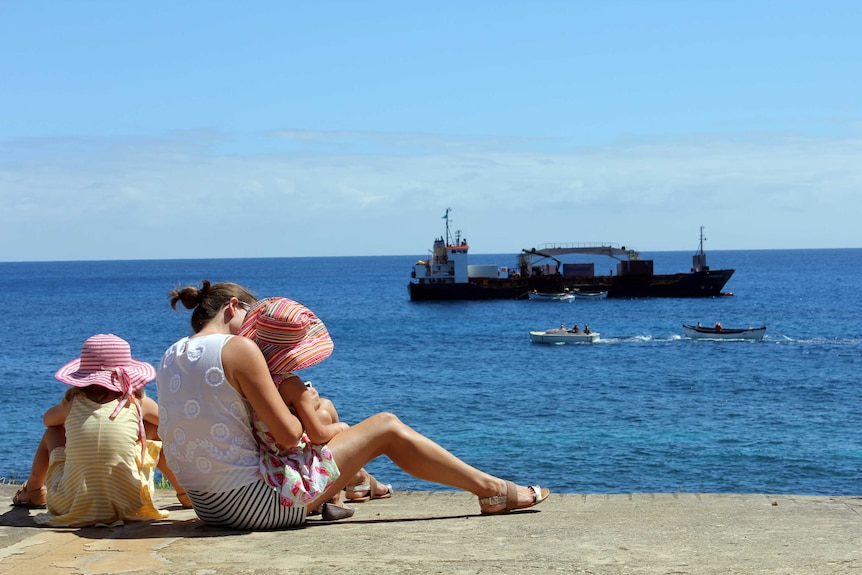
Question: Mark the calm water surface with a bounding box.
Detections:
[1,248,860,495]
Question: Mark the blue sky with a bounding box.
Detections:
[1,1,860,261]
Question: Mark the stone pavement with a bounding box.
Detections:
[1,484,860,574]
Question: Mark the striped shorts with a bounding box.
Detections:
[187,480,307,530]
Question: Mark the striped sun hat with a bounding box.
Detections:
[238,297,333,374]
[54,333,157,392]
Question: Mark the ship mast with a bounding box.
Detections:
[443,207,453,246]
[696,225,706,256]
[692,225,709,272]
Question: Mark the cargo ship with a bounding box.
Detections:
[408,210,734,301]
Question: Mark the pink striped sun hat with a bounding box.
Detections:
[238,297,333,374]
[54,334,157,393]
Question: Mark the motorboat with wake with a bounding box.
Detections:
[530,326,600,344]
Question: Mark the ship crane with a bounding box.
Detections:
[526,243,638,260]
[518,243,640,277]
[519,249,563,276]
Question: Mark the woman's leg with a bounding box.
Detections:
[308,412,545,512]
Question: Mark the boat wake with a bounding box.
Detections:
[531,332,860,346]
[771,331,796,342]
[591,334,669,344]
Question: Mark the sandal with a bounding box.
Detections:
[12,483,47,509]
[344,473,392,503]
[320,502,355,521]
[479,480,549,515]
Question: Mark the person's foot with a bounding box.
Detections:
[479,481,550,515]
[344,469,392,502]
[12,483,47,509]
[176,491,193,509]
[320,502,355,521]
[328,491,345,506]
[309,494,349,517]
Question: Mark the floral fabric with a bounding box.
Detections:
[253,414,340,507]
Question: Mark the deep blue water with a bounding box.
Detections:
[1,248,860,495]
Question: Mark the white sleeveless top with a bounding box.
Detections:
[157,334,260,493]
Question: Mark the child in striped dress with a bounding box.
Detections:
[11,334,187,526]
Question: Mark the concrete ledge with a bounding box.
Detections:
[1,485,860,574]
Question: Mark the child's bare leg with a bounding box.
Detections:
[315,399,392,504]
[13,426,64,506]
[344,468,392,501]
[312,398,355,508]
[144,420,192,508]
[306,408,353,518]
[314,397,390,502]
[306,391,394,512]
[317,397,338,423]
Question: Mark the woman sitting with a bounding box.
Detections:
[156,281,549,530]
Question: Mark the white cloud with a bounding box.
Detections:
[1,129,860,261]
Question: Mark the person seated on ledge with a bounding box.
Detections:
[714,322,723,332]
[235,296,387,520]
[569,324,580,334]
[240,300,393,514]
[13,334,189,526]
[157,281,549,530]
[583,324,591,335]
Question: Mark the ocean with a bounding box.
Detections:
[1,248,860,495]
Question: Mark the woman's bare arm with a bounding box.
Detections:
[222,336,304,447]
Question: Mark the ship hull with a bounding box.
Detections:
[568,269,735,299]
[408,281,528,301]
[409,269,734,301]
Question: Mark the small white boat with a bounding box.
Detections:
[683,324,766,341]
[528,291,575,302]
[530,329,600,344]
[573,290,608,300]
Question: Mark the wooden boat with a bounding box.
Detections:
[573,290,608,300]
[528,291,575,302]
[683,324,766,341]
[530,328,600,344]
